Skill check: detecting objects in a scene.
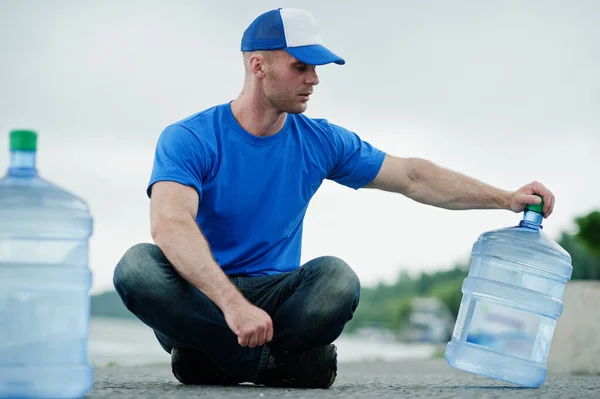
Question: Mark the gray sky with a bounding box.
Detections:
[1,0,599,293]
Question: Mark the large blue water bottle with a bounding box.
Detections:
[0,130,94,398]
[445,198,572,387]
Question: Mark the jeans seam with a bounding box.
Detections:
[253,344,271,382]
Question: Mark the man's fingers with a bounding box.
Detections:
[240,327,269,347]
[248,333,258,348]
[543,195,551,216]
[258,329,267,347]
[529,194,542,204]
[530,182,554,217]
[545,194,556,218]
[252,325,270,347]
[532,182,552,203]
[519,194,541,208]
[234,308,274,348]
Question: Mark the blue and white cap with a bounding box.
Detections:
[241,8,345,66]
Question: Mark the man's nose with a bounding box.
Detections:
[306,67,319,86]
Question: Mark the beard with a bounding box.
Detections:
[264,72,308,114]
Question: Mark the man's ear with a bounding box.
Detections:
[249,54,268,78]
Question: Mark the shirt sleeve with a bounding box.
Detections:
[325,122,386,189]
[146,124,210,200]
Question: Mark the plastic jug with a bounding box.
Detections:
[445,198,572,387]
[0,130,94,398]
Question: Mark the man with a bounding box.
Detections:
[113,8,555,389]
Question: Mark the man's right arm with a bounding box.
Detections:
[149,181,273,348]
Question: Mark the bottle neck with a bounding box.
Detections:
[8,150,38,177]
[519,209,544,230]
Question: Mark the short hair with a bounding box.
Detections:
[242,51,275,73]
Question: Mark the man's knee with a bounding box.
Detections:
[305,256,361,319]
[113,243,171,302]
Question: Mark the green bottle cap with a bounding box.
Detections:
[526,195,544,214]
[9,129,37,151]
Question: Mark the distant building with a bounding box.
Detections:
[400,297,455,343]
[353,326,398,343]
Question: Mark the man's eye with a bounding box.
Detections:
[295,64,308,71]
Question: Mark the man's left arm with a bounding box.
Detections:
[365,154,556,218]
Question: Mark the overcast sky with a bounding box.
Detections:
[1,0,598,293]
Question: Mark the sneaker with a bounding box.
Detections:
[256,344,338,389]
[171,347,238,386]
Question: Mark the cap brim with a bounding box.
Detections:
[285,45,345,66]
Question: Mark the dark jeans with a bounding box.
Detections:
[112,243,361,383]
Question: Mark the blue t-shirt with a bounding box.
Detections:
[147,103,385,277]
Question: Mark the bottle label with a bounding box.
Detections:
[466,300,540,360]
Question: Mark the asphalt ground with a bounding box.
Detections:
[88,358,600,398]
